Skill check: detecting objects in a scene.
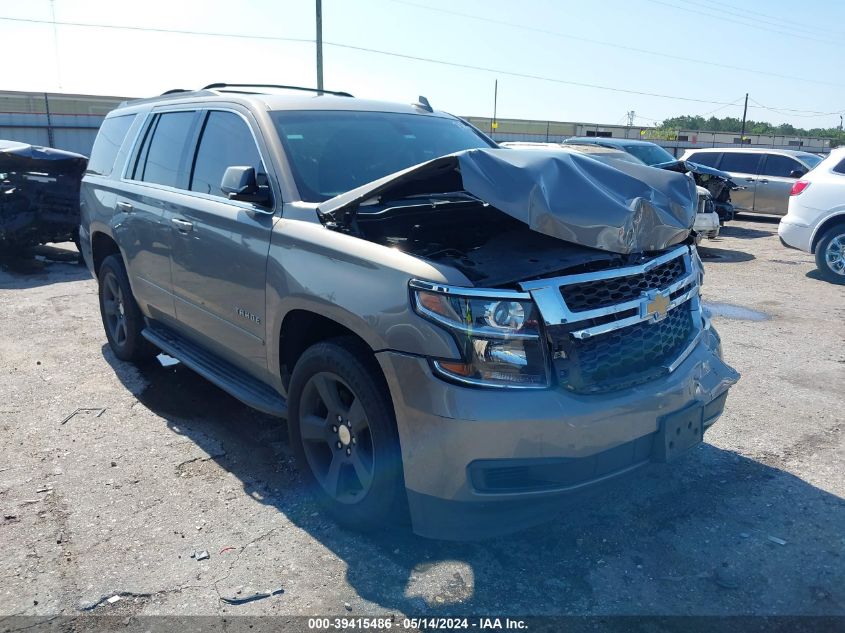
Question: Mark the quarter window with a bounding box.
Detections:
[719,152,761,175]
[760,154,803,178]
[190,111,265,197]
[87,114,135,176]
[833,157,845,175]
[136,111,196,188]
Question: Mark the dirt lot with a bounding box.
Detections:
[1,216,843,619]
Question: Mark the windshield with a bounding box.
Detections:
[798,153,822,169]
[271,111,495,202]
[623,143,676,166]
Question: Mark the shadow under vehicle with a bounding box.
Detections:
[0,141,87,252]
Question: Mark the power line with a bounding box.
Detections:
[0,15,314,44]
[676,0,845,40]
[389,0,843,89]
[747,97,844,119]
[643,0,844,48]
[2,14,842,118]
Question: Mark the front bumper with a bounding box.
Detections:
[376,327,738,540]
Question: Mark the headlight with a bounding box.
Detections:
[410,280,550,388]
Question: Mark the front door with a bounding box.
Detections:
[753,154,805,216]
[717,152,763,212]
[168,109,277,375]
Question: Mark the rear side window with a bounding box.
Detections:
[686,152,720,168]
[135,111,196,188]
[760,154,803,178]
[87,114,135,176]
[190,111,264,197]
[719,152,761,175]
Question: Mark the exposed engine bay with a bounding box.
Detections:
[351,197,663,288]
[318,148,700,287]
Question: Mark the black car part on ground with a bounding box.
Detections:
[319,148,698,257]
[0,141,88,251]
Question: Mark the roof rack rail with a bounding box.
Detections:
[201,83,354,98]
[161,88,192,95]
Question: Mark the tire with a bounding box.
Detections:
[288,337,406,531]
[97,254,156,362]
[814,224,845,285]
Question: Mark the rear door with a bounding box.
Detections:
[754,153,806,215]
[116,109,201,320]
[717,152,763,212]
[168,108,277,374]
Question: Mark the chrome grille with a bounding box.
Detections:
[520,245,703,394]
[561,257,686,312]
[554,305,695,393]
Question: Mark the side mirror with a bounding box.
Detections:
[221,166,272,206]
[789,169,806,178]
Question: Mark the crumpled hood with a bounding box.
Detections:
[318,148,697,255]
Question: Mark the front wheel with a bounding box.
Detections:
[288,337,406,531]
[815,224,845,285]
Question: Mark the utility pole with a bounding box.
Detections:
[491,79,498,138]
[740,93,748,144]
[316,0,324,93]
[626,110,635,138]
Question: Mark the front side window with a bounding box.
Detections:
[719,152,761,175]
[190,111,265,197]
[760,154,804,178]
[271,111,495,202]
[137,111,196,188]
[87,114,135,176]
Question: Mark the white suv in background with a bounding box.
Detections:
[779,147,845,283]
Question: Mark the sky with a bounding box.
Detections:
[1,0,844,130]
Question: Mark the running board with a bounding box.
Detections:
[142,324,288,418]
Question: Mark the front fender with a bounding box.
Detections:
[265,219,465,380]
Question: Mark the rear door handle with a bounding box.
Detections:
[171,218,194,233]
[116,201,134,213]
[758,179,769,184]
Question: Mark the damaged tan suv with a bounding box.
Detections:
[79,84,739,539]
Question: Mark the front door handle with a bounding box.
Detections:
[758,178,769,184]
[171,218,194,233]
[744,177,755,182]
[116,201,134,213]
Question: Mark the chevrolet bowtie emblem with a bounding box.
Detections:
[641,290,671,322]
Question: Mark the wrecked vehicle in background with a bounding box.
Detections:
[80,85,739,540]
[0,141,88,252]
[501,141,725,242]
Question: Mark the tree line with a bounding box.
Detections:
[658,115,842,140]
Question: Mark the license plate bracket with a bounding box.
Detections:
[652,405,704,463]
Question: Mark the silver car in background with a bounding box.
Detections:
[680,147,822,216]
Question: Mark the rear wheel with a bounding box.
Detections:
[288,337,405,530]
[98,254,156,362]
[815,224,845,285]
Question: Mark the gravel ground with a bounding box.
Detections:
[0,215,843,619]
